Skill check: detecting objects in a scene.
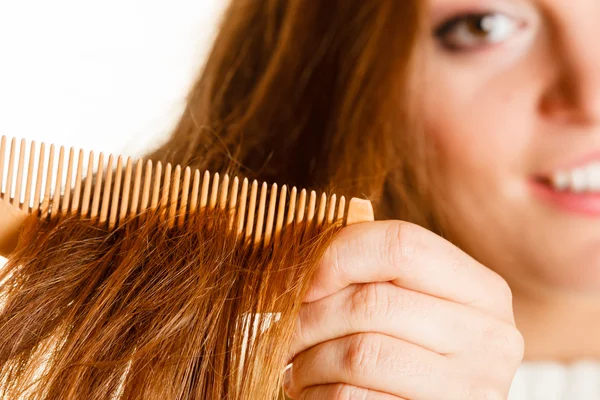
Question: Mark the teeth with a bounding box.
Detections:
[571,168,587,192]
[552,171,570,191]
[591,165,600,190]
[551,162,600,192]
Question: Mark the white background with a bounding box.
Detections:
[0,0,225,156]
[0,0,225,264]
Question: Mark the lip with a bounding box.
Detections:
[538,150,600,177]
[530,179,600,217]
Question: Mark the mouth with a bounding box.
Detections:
[531,162,600,217]
[536,162,600,193]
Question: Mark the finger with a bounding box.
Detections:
[305,220,513,322]
[295,384,404,400]
[287,333,460,400]
[292,282,500,358]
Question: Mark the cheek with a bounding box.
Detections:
[418,60,543,266]
[422,67,536,191]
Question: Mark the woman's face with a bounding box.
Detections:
[422,0,600,295]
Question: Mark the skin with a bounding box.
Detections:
[285,0,600,398]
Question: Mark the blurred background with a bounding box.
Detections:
[0,0,226,264]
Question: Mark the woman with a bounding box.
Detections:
[148,0,600,398]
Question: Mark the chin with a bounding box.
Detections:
[535,243,600,294]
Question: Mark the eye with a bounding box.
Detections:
[435,13,521,51]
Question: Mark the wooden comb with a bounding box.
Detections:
[0,135,374,257]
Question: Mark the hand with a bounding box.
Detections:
[284,220,524,399]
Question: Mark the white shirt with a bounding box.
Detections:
[509,361,600,399]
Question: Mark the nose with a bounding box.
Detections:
[542,72,600,126]
[539,11,600,126]
[543,65,600,126]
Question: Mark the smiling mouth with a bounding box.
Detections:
[535,162,600,193]
[531,172,600,217]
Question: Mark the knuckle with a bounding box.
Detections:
[463,384,505,400]
[476,272,514,319]
[324,241,346,279]
[446,244,466,275]
[349,283,391,321]
[332,384,369,400]
[511,328,526,360]
[290,350,311,379]
[343,334,382,377]
[489,273,514,307]
[500,325,525,362]
[382,221,420,267]
[480,321,525,365]
[293,306,311,354]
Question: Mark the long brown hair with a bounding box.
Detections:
[0,1,434,399]
[148,0,436,229]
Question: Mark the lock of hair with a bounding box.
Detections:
[0,135,374,256]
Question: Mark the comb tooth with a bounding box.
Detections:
[316,192,327,226]
[22,141,36,211]
[150,161,162,211]
[118,157,133,225]
[303,189,317,236]
[40,144,55,217]
[295,189,307,225]
[236,178,249,236]
[107,156,122,228]
[200,170,210,209]
[129,159,143,216]
[189,169,200,216]
[262,183,278,248]
[81,151,95,217]
[5,138,16,202]
[70,149,84,214]
[244,180,259,240]
[168,165,181,228]
[177,166,191,227]
[99,154,114,224]
[160,163,172,221]
[336,195,346,221]
[218,174,230,210]
[253,181,268,245]
[0,136,5,195]
[159,163,172,221]
[50,146,65,218]
[286,187,298,227]
[139,160,152,214]
[32,143,45,213]
[326,194,337,224]
[306,190,317,224]
[13,139,26,207]
[90,152,104,219]
[346,198,375,225]
[228,176,239,229]
[10,139,25,207]
[208,172,220,209]
[274,185,287,240]
[60,147,75,214]
[108,156,124,230]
